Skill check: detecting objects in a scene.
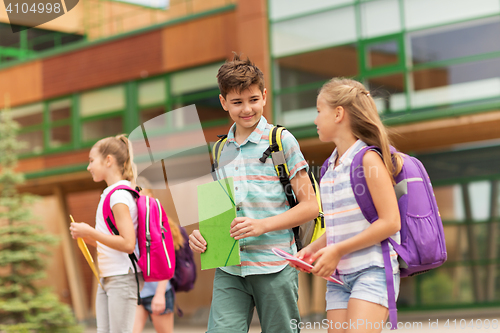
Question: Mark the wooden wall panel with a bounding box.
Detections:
[32,196,72,305]
[17,157,45,174]
[66,190,102,310]
[17,150,90,175]
[235,0,272,121]
[162,11,236,72]
[391,110,500,153]
[44,150,90,169]
[42,31,163,99]
[0,62,43,109]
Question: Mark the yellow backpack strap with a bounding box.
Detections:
[259,125,297,208]
[211,135,228,178]
[309,172,325,242]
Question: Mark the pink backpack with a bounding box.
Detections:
[103,185,176,284]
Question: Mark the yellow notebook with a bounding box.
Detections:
[71,215,103,288]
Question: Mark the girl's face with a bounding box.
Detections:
[314,93,339,142]
[87,147,107,182]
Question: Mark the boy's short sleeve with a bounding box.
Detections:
[281,130,309,180]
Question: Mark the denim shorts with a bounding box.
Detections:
[140,288,175,315]
[326,266,400,310]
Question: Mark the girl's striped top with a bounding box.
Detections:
[320,139,400,275]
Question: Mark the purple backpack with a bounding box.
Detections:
[103,185,176,284]
[320,146,447,330]
[171,226,197,293]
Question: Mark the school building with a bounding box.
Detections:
[1,0,500,323]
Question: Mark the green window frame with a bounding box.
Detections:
[45,97,74,152]
[269,0,500,128]
[9,61,228,159]
[0,23,85,65]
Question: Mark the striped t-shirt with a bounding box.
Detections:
[320,139,400,275]
[214,116,308,277]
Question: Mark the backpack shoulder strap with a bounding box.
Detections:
[103,185,139,235]
[350,145,381,224]
[351,147,399,328]
[260,126,296,208]
[319,158,329,182]
[211,135,228,178]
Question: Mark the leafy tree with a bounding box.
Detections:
[0,107,82,332]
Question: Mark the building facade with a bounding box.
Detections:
[1,0,500,321]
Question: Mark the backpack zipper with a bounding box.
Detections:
[146,196,151,276]
[157,199,172,269]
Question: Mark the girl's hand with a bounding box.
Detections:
[290,245,316,273]
[151,293,166,315]
[309,244,342,278]
[230,217,266,240]
[189,230,207,253]
[69,222,94,239]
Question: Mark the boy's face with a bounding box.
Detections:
[219,84,267,134]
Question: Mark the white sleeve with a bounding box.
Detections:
[110,190,136,210]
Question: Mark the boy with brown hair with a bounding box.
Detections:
[189,54,319,333]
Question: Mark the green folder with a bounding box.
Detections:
[197,177,240,270]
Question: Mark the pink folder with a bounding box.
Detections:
[272,247,343,285]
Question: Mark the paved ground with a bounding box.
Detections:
[82,308,500,332]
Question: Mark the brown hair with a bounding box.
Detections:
[136,177,184,250]
[217,53,265,98]
[319,78,403,183]
[94,134,137,184]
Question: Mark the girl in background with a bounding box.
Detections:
[70,134,143,333]
[132,177,184,333]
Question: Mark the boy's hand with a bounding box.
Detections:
[309,244,342,278]
[69,222,94,239]
[189,230,207,253]
[230,217,266,240]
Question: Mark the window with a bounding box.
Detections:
[367,73,406,113]
[410,19,500,65]
[138,78,167,130]
[80,86,125,142]
[170,63,226,128]
[366,40,399,69]
[0,23,84,64]
[82,117,123,142]
[48,99,72,148]
[0,23,20,47]
[360,0,401,39]
[271,6,357,57]
[468,181,492,221]
[269,0,353,21]
[434,185,466,222]
[173,92,223,125]
[114,0,169,9]
[274,45,358,127]
[411,58,500,109]
[404,0,500,30]
[11,103,44,154]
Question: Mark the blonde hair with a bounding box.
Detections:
[94,134,137,185]
[319,78,403,183]
[136,177,184,251]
